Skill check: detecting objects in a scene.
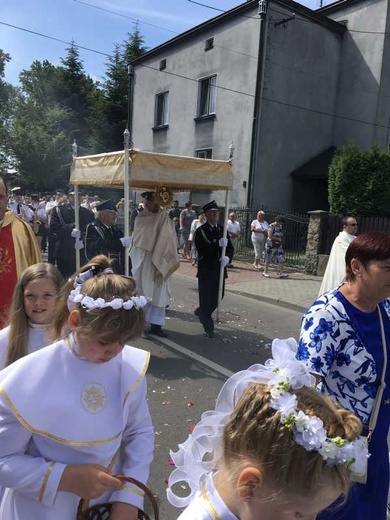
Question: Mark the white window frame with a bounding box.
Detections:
[196,148,213,159]
[155,91,170,127]
[198,75,217,117]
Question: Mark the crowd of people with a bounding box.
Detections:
[0,173,388,519]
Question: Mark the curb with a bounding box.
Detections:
[224,288,306,314]
[174,271,307,314]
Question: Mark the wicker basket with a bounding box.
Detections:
[76,476,158,520]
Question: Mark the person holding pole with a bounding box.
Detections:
[194,200,233,338]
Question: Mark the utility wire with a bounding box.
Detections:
[2,19,389,131]
[74,0,178,35]
[139,62,390,131]
[0,21,111,57]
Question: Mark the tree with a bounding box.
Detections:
[329,143,390,216]
[0,50,18,178]
[103,26,148,151]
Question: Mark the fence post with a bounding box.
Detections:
[305,210,328,275]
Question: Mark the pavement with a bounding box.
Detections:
[174,258,321,314]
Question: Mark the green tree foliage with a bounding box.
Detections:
[103,26,148,151]
[1,26,148,190]
[329,143,390,216]
[9,61,71,190]
[0,50,18,178]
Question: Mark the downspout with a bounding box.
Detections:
[247,0,269,208]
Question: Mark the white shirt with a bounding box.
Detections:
[251,219,269,240]
[227,220,240,237]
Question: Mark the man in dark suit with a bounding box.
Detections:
[194,200,233,338]
[50,191,94,278]
[84,199,132,275]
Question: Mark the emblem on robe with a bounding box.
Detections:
[81,382,107,414]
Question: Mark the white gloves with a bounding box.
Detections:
[219,237,228,247]
[71,228,81,239]
[220,255,230,268]
[74,239,84,250]
[120,236,132,248]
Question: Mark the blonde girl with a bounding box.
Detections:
[0,263,63,369]
[0,256,154,520]
[168,338,366,520]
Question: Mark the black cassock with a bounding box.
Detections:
[194,222,233,335]
[50,204,94,278]
[84,219,131,275]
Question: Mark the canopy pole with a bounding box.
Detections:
[124,128,131,276]
[75,185,80,271]
[216,142,234,323]
[72,140,81,271]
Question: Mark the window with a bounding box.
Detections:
[155,91,169,127]
[196,148,213,159]
[198,75,217,117]
[159,59,167,70]
[205,37,214,51]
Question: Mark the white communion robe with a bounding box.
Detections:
[0,334,154,520]
[318,231,355,296]
[177,474,238,520]
[0,323,50,370]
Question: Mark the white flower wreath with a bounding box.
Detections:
[68,284,148,311]
[67,267,148,311]
[167,338,369,508]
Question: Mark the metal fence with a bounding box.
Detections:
[225,206,309,269]
[319,215,390,255]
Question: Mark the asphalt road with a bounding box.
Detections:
[130,273,303,519]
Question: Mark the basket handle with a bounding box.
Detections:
[76,475,159,520]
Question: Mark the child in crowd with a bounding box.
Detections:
[0,256,154,520]
[0,263,62,369]
[168,338,366,520]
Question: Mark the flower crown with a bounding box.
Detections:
[167,338,369,508]
[67,267,148,311]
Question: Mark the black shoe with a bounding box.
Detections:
[194,308,200,317]
[205,330,215,339]
[149,324,168,338]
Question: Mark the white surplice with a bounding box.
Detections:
[177,474,238,520]
[318,231,355,296]
[0,334,154,519]
[0,322,50,370]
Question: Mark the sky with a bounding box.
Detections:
[1,0,320,86]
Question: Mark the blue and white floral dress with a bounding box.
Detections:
[298,288,390,520]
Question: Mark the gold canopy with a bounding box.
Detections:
[70,149,233,191]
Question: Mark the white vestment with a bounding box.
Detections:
[0,323,50,370]
[319,231,355,296]
[177,474,238,520]
[0,334,154,519]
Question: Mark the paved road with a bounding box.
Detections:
[132,274,304,519]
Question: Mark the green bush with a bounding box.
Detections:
[329,143,390,216]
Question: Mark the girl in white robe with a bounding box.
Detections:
[0,258,154,520]
[0,263,62,369]
[167,339,367,520]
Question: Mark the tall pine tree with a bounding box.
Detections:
[103,26,148,151]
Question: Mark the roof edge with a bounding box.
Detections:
[131,0,345,65]
[317,0,366,15]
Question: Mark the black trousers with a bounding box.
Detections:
[197,275,225,333]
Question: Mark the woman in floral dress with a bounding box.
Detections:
[263,215,288,278]
[298,232,390,520]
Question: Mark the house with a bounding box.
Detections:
[131,0,390,213]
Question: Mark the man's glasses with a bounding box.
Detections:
[348,223,358,226]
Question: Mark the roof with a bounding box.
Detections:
[131,0,345,65]
[317,0,366,15]
[290,146,336,179]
